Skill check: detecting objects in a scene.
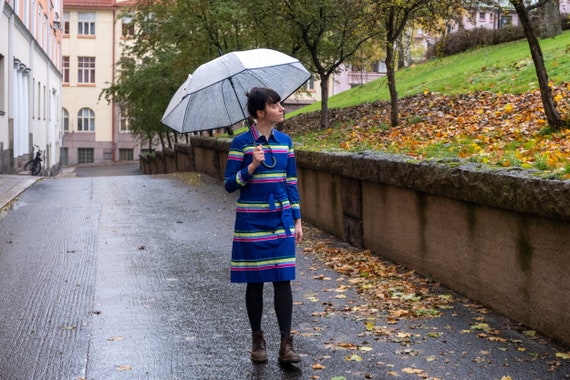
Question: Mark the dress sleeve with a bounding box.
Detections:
[285,138,301,220]
[224,137,252,193]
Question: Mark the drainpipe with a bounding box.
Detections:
[111,5,117,161]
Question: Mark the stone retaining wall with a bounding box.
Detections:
[141,136,570,346]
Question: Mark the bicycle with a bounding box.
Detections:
[24,145,42,176]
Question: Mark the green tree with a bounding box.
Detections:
[280,0,382,129]
[374,0,464,127]
[102,0,280,145]
[101,1,188,148]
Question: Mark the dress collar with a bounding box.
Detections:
[250,123,276,142]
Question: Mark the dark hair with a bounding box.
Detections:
[245,87,281,118]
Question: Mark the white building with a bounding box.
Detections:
[0,0,63,175]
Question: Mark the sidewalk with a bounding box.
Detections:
[0,174,40,210]
[0,171,568,379]
[0,167,78,210]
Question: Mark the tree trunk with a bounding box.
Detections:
[319,74,330,129]
[512,0,564,131]
[397,35,405,69]
[537,0,561,38]
[166,130,172,148]
[386,39,399,127]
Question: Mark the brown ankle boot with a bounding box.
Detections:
[250,330,268,363]
[278,334,301,363]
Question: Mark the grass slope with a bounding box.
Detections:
[285,31,570,179]
[291,30,570,115]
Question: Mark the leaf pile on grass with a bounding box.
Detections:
[302,224,454,322]
[286,83,570,179]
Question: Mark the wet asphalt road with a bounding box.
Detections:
[0,166,568,379]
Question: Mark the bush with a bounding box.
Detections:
[492,25,525,44]
[427,25,525,59]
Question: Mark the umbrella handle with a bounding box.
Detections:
[249,126,277,169]
[261,156,277,169]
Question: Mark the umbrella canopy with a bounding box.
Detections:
[161,48,311,133]
[161,74,192,127]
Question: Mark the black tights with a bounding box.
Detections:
[246,281,292,336]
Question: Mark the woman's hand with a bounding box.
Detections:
[294,219,303,244]
[248,144,264,175]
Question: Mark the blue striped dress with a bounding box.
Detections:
[224,125,301,283]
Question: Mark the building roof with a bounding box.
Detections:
[63,0,136,9]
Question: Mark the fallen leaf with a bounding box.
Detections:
[337,342,357,350]
[488,336,507,343]
[312,363,325,370]
[402,367,424,374]
[556,352,570,359]
[293,84,570,178]
[116,365,132,371]
[346,354,362,361]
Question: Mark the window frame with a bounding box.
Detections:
[77,12,96,36]
[78,56,96,84]
[77,148,95,164]
[62,108,69,131]
[62,56,69,83]
[77,107,95,132]
[63,11,70,35]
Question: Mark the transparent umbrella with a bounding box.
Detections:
[161,74,192,128]
[161,48,311,134]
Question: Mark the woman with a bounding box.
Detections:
[224,87,303,364]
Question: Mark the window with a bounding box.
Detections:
[38,5,43,46]
[479,12,486,22]
[43,14,48,49]
[119,149,134,161]
[78,12,95,35]
[119,105,130,131]
[78,108,95,131]
[62,108,69,131]
[305,77,315,91]
[0,54,4,115]
[37,81,41,118]
[63,12,70,34]
[121,14,135,37]
[24,0,29,28]
[43,85,46,119]
[78,148,94,164]
[62,56,69,83]
[78,56,95,83]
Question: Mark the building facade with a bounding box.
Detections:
[61,0,140,165]
[1,0,63,175]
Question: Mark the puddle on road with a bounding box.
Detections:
[0,200,28,219]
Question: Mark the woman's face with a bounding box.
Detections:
[259,102,284,124]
